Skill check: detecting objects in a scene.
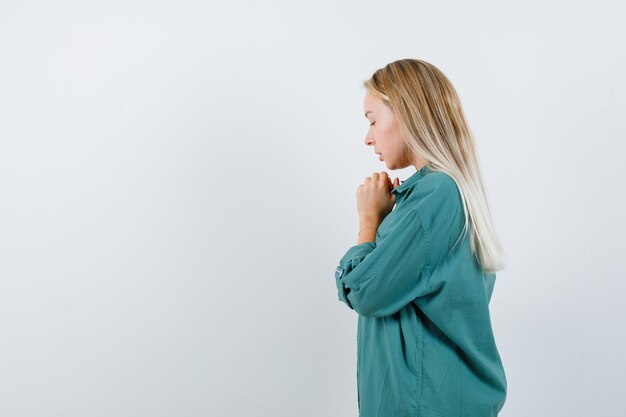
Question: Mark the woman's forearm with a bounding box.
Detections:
[357,218,379,245]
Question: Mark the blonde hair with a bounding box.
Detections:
[363,59,506,273]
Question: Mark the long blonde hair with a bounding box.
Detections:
[363,59,506,273]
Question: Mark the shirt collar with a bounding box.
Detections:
[391,163,431,196]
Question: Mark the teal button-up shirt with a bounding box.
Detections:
[335,164,507,417]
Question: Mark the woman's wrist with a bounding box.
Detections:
[356,218,379,245]
[359,215,380,226]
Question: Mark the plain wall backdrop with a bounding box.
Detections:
[1,1,624,416]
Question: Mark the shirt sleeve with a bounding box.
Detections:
[334,209,434,317]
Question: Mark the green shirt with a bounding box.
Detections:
[335,164,507,417]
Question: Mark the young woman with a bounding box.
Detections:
[334,59,507,417]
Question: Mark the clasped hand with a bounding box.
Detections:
[356,171,400,225]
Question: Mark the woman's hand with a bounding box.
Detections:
[356,172,400,224]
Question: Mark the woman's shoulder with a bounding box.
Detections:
[405,171,462,217]
[422,170,459,195]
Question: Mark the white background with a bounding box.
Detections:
[1,1,624,416]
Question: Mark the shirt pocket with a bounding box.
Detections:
[376,208,404,242]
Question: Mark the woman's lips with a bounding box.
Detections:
[379,154,383,161]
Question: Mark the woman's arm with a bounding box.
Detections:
[356,216,379,245]
[335,209,433,317]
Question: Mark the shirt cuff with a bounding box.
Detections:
[335,242,376,308]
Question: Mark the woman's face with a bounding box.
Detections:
[363,90,413,170]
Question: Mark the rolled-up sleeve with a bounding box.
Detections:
[334,209,433,317]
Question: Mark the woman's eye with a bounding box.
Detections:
[370,122,375,126]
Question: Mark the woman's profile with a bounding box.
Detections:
[334,59,507,417]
